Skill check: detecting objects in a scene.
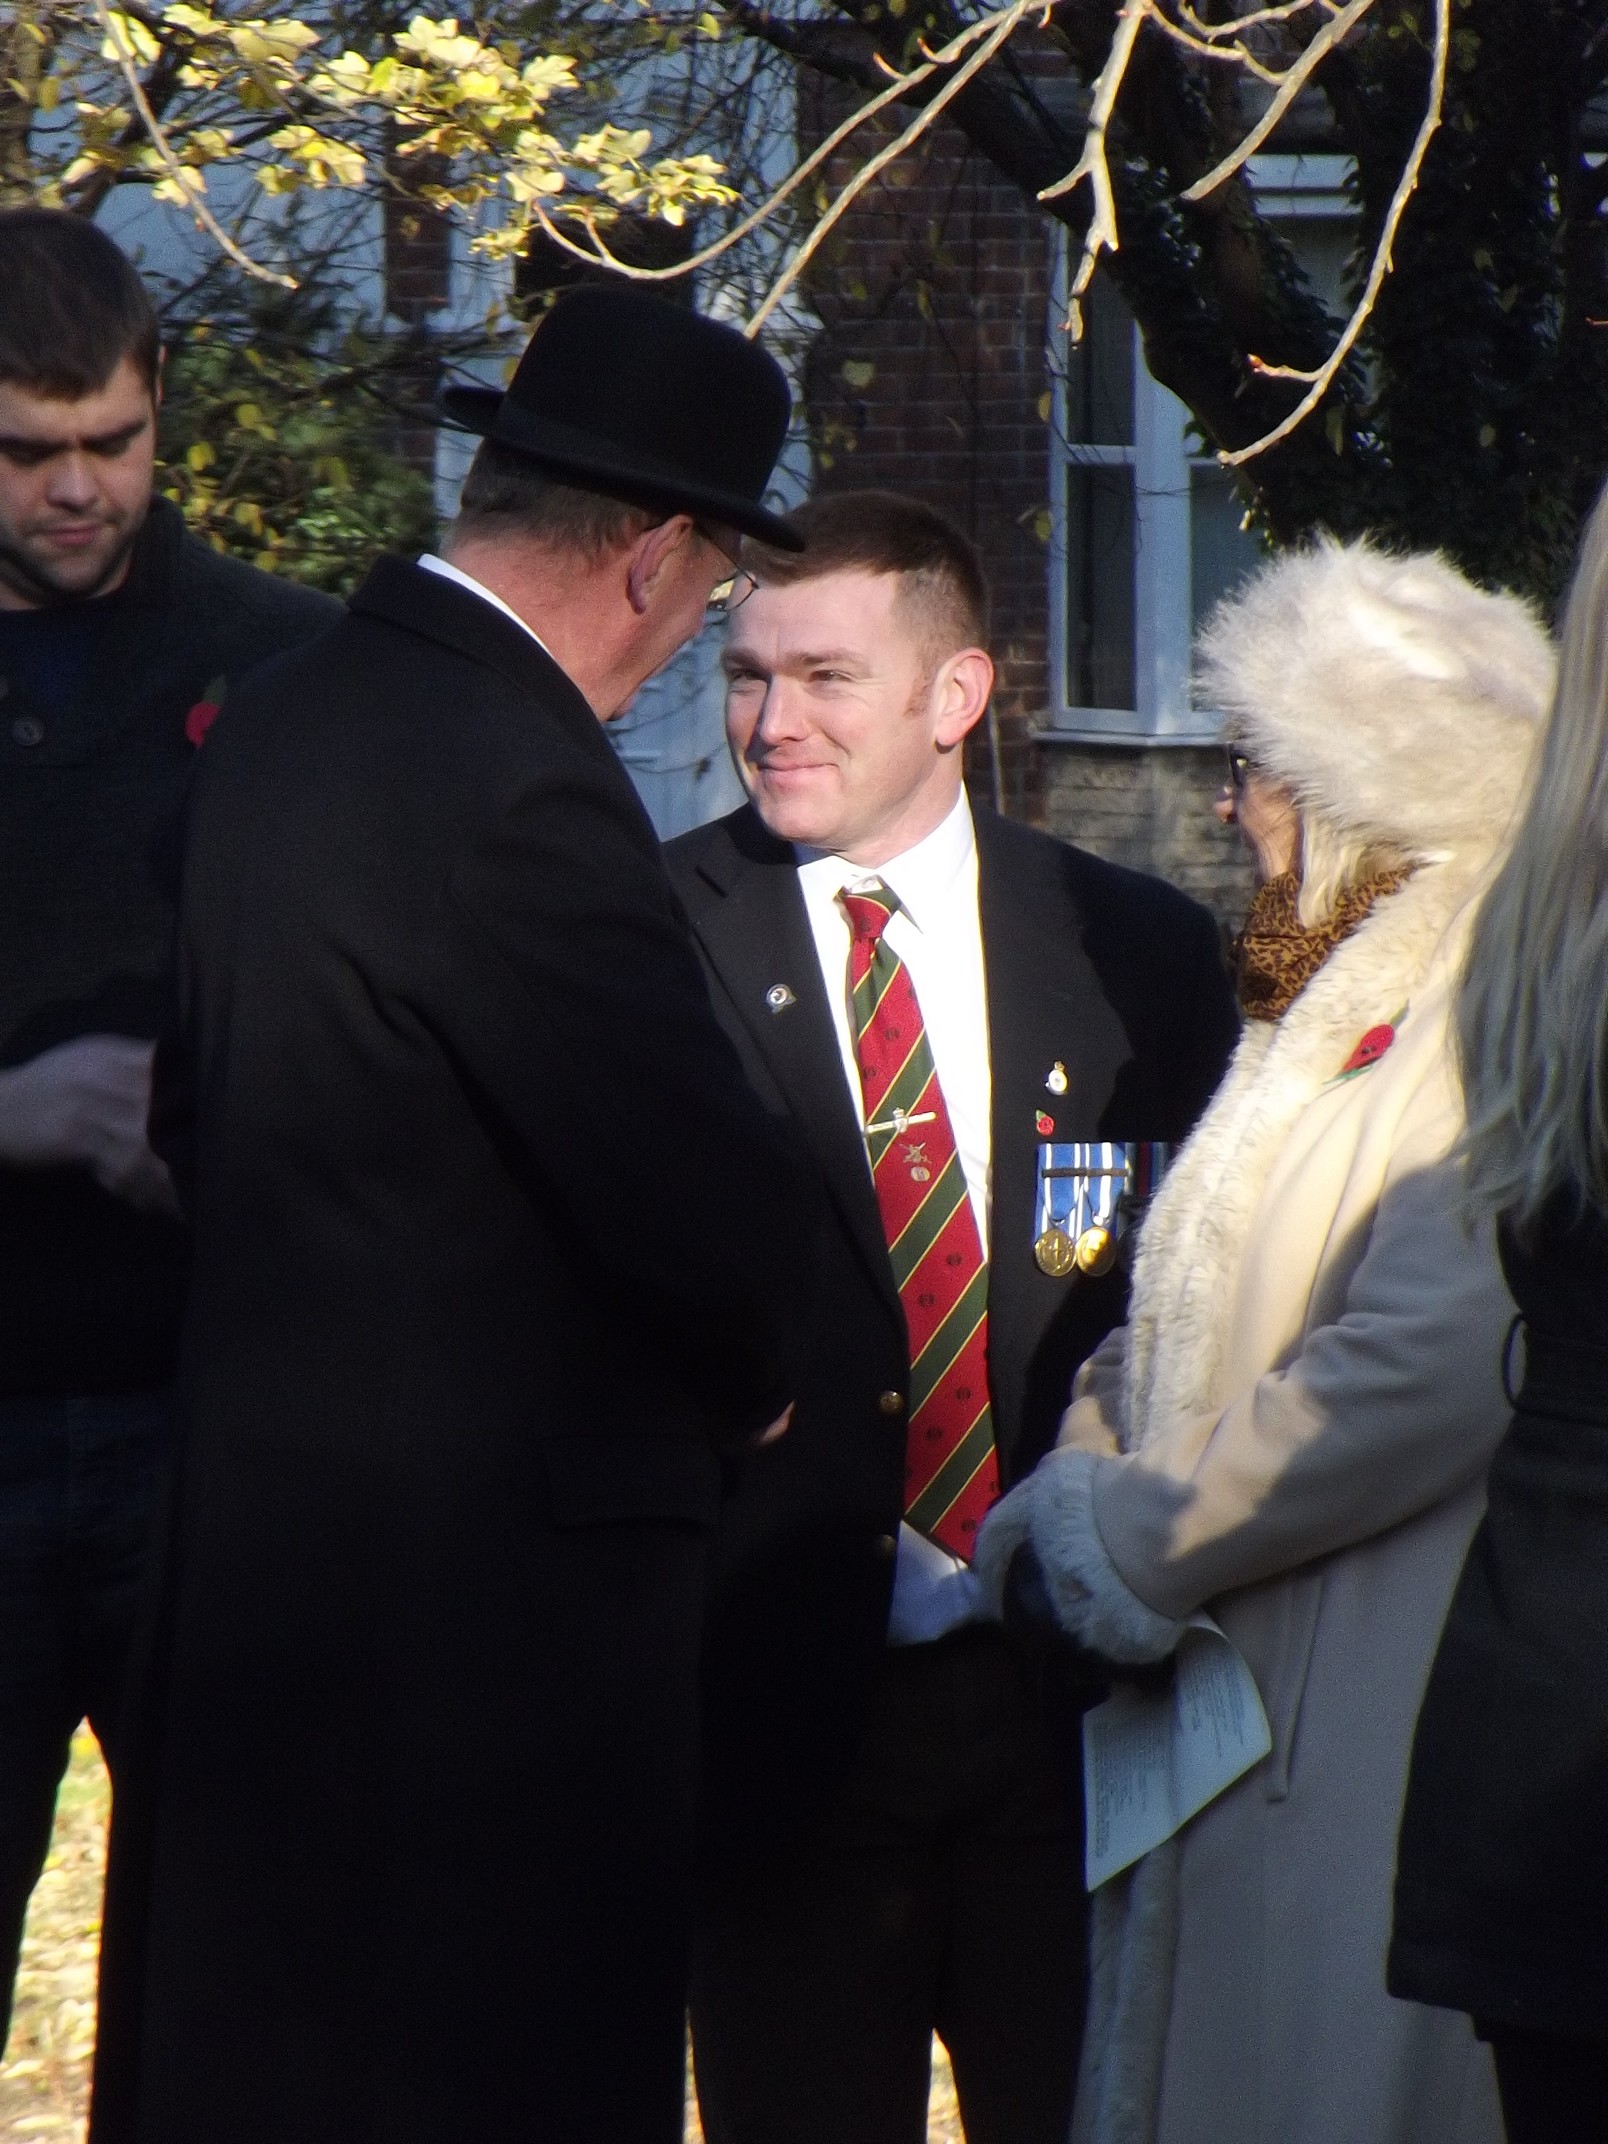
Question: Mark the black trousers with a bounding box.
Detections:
[0,1388,173,2048]
[691,1623,1087,2144]
[1482,2028,1608,2143]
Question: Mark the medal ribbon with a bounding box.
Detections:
[842,882,998,1563]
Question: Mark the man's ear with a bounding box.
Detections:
[626,514,695,616]
[932,646,994,749]
[153,346,166,413]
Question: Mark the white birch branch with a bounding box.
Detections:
[745,0,1040,338]
[526,5,1019,292]
[93,0,295,287]
[1180,0,1378,204]
[1039,0,1150,340]
[1220,0,1449,463]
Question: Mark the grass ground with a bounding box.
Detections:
[1,1737,964,2144]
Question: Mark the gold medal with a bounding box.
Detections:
[1075,1224,1117,1276]
[1034,1226,1077,1277]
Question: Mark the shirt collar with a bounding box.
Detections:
[795,790,976,936]
[418,553,558,663]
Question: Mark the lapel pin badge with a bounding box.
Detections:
[1045,1060,1069,1095]
[765,983,796,1014]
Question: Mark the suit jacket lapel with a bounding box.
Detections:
[976,805,1130,1450]
[682,813,901,1325]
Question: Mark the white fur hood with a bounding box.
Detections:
[1196,537,1554,856]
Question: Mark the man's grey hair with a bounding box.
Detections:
[454,439,656,559]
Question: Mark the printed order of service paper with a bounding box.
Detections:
[1082,1613,1273,1889]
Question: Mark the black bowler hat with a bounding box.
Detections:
[440,285,803,550]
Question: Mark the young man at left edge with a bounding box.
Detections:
[0,207,338,2043]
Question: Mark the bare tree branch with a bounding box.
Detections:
[1222,0,1449,463]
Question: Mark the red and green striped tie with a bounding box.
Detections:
[841,882,999,1562]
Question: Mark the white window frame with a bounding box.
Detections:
[1044,155,1352,744]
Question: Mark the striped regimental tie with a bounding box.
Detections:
[841,881,999,1562]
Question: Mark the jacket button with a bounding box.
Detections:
[877,1390,905,1417]
[10,716,43,748]
[874,1532,898,1560]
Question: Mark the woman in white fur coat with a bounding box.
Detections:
[976,538,1554,2144]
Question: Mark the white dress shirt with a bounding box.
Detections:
[417,553,559,663]
[795,791,993,1645]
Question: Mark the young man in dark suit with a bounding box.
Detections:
[668,491,1239,2144]
[0,209,338,2048]
[90,289,809,2144]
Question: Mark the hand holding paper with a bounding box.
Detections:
[1082,1613,1272,1889]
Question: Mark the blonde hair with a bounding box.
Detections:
[1460,479,1608,1226]
[1290,813,1412,930]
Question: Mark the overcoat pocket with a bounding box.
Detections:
[540,1432,722,1530]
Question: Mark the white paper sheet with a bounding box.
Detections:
[1082,1612,1272,1889]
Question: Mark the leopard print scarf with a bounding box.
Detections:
[1234,865,1412,1021]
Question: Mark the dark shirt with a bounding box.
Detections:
[0,497,338,1396]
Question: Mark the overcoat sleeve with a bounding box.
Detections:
[424,748,809,1443]
[1014,1048,1515,1641]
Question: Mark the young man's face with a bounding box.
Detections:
[721,566,992,866]
[0,355,158,609]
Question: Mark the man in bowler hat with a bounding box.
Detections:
[90,288,809,2144]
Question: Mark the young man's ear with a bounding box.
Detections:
[152,345,166,413]
[933,646,995,749]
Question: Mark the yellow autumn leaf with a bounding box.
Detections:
[101,12,159,65]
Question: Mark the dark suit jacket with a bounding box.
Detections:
[92,563,808,2144]
[666,801,1238,1860]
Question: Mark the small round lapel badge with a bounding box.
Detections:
[765,983,796,1013]
[1045,1061,1069,1096]
[1034,1226,1077,1277]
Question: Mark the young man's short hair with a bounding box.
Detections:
[0,209,161,399]
[741,490,990,658]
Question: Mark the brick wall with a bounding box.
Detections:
[800,82,1053,824]
[803,83,1259,934]
[1042,743,1255,930]
[383,151,453,475]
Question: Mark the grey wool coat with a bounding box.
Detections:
[977,538,1556,2144]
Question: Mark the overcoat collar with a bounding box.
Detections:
[349,555,602,751]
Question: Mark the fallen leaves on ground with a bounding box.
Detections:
[0,1729,107,2141]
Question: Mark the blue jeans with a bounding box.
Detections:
[0,1388,174,2049]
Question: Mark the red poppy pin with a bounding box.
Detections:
[1036,1111,1055,1136]
[1334,1008,1408,1081]
[184,674,227,747]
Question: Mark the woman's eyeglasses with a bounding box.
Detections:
[1225,746,1253,793]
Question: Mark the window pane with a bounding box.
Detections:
[1062,273,1134,448]
[1190,464,1264,631]
[1065,465,1136,710]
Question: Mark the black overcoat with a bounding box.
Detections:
[1390,1206,1608,2042]
[665,803,1238,1858]
[90,562,809,2144]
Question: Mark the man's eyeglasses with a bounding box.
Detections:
[693,521,758,618]
[1225,746,1253,793]
[705,566,758,617]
